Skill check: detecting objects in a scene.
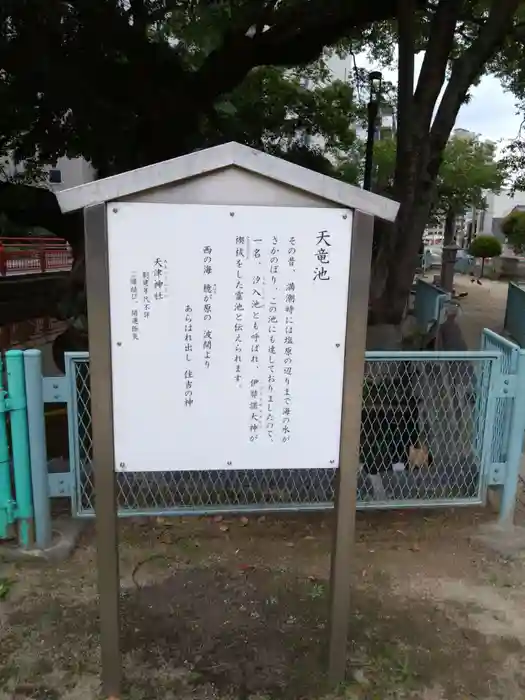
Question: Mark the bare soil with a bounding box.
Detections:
[1,505,525,700]
[0,276,519,699]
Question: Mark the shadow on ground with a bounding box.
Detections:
[1,549,521,700]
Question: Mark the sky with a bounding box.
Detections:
[329,52,523,147]
[453,75,521,144]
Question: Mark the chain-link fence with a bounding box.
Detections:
[65,351,496,517]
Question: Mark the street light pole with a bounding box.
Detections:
[363,71,382,192]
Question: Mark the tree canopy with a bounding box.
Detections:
[469,235,502,277]
[2,0,525,332]
[196,63,357,162]
[502,137,525,190]
[0,0,407,174]
[501,208,525,252]
[347,132,505,216]
[432,135,505,217]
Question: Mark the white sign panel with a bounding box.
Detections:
[107,203,352,472]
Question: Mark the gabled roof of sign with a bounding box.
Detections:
[56,141,399,222]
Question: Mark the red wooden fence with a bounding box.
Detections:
[0,317,67,350]
[0,237,73,276]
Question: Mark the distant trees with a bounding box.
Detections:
[351,132,505,230]
[501,209,525,254]
[469,235,502,277]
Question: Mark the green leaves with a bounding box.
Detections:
[501,209,525,253]
[346,131,505,214]
[0,0,412,176]
[501,138,525,191]
[214,100,238,117]
[435,134,506,214]
[202,65,357,159]
[469,234,503,259]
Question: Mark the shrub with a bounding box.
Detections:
[501,210,525,255]
[468,235,502,277]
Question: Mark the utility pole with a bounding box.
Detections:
[363,71,382,192]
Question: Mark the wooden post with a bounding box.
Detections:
[0,244,7,276]
[39,248,47,273]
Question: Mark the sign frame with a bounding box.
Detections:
[107,202,354,474]
[85,201,374,698]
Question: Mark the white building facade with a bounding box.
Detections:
[1,154,96,191]
[469,189,525,242]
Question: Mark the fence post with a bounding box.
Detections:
[499,349,525,525]
[0,356,14,539]
[24,350,52,549]
[503,282,510,336]
[5,350,34,548]
[39,248,47,274]
[0,244,6,276]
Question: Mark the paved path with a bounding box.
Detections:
[423,273,509,350]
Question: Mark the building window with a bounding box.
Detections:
[49,169,62,184]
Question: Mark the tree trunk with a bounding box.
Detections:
[369,1,459,325]
[393,0,415,192]
[368,0,520,328]
[369,194,434,324]
[440,206,457,292]
[442,207,456,247]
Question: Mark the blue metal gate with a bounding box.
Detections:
[481,329,525,521]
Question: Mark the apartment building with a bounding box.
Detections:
[424,212,467,245]
[2,154,96,191]
[468,189,525,242]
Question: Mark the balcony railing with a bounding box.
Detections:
[0,237,73,276]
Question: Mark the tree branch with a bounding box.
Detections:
[0,0,430,173]
[394,0,416,196]
[192,0,427,106]
[129,0,149,33]
[0,182,84,247]
[256,0,279,34]
[430,0,521,162]
[412,1,462,138]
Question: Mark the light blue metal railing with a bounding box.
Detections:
[414,279,451,332]
[23,350,52,548]
[39,350,498,513]
[6,351,34,547]
[0,356,14,539]
[20,334,525,543]
[0,351,34,548]
[504,281,525,348]
[481,329,525,523]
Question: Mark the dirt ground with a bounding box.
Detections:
[423,273,509,350]
[0,275,520,700]
[1,504,525,700]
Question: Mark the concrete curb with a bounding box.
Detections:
[0,519,85,563]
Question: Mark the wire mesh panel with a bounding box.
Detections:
[66,351,496,517]
[360,354,492,506]
[481,329,519,467]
